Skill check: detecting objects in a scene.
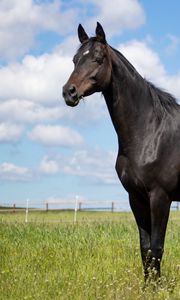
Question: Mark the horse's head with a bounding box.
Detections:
[62,22,112,107]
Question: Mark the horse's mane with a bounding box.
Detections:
[147,82,179,115]
[110,46,179,116]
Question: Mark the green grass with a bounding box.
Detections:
[0,210,180,299]
[0,209,134,223]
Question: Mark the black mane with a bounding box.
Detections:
[147,81,179,115]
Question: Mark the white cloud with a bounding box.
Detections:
[119,40,180,101]
[86,0,145,36]
[64,149,117,184]
[0,123,23,143]
[39,156,59,175]
[0,99,66,124]
[28,124,84,147]
[0,53,73,105]
[0,0,77,59]
[0,162,31,181]
[165,34,180,55]
[39,149,118,184]
[55,35,79,56]
[0,0,146,60]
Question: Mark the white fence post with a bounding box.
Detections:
[74,195,78,223]
[25,199,29,223]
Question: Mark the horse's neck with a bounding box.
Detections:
[103,57,153,155]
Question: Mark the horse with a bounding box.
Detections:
[62,22,180,280]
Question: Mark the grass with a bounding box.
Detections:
[0,210,180,299]
[0,209,134,223]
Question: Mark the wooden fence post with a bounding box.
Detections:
[13,203,16,213]
[78,202,82,211]
[46,203,49,212]
[176,202,179,210]
[111,202,114,213]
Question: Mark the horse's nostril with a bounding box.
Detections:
[69,85,76,95]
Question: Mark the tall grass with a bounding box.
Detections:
[0,211,180,299]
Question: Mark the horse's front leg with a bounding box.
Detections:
[129,194,151,280]
[149,188,171,278]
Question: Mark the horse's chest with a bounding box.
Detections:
[116,155,142,193]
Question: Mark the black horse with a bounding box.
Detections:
[63,23,180,279]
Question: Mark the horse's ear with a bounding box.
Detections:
[78,24,89,44]
[95,22,106,43]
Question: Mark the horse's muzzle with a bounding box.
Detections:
[62,84,80,107]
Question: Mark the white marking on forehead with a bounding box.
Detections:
[83,50,90,56]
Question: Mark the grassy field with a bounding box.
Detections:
[0,210,180,300]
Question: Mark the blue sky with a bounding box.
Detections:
[0,0,180,209]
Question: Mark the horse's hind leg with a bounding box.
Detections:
[129,194,151,280]
[149,188,171,278]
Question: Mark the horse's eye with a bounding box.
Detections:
[96,56,103,64]
[94,52,103,64]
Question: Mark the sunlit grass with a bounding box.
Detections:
[0,209,134,223]
[0,210,179,299]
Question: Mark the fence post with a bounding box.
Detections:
[13,203,16,213]
[74,195,78,223]
[78,202,82,211]
[176,202,179,210]
[111,202,114,213]
[25,199,29,223]
[46,202,49,212]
